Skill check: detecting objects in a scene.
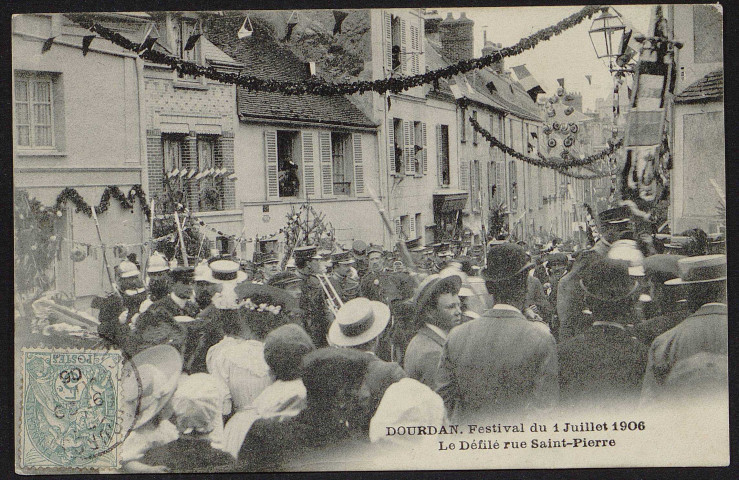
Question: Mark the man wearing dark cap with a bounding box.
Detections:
[146,266,199,320]
[557,205,632,341]
[404,274,462,387]
[435,243,558,421]
[632,254,692,345]
[330,250,360,302]
[238,348,371,471]
[256,252,281,285]
[294,245,331,347]
[558,258,648,408]
[352,240,369,279]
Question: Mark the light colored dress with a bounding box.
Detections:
[119,419,180,466]
[223,379,307,459]
[206,336,274,412]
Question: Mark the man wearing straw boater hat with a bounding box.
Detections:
[557,205,633,341]
[435,243,558,422]
[641,254,728,401]
[328,297,406,439]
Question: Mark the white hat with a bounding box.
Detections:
[120,345,182,429]
[118,260,140,279]
[607,239,645,277]
[194,262,216,283]
[171,373,230,435]
[369,378,446,445]
[207,259,248,284]
[147,253,170,273]
[327,297,390,347]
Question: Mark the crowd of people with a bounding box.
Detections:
[90,205,727,472]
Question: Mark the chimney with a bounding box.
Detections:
[482,41,503,74]
[440,12,474,63]
[425,14,443,44]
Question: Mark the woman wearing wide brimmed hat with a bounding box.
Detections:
[641,254,728,402]
[119,345,183,473]
[206,283,295,416]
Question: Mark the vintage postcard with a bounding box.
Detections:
[13,4,727,474]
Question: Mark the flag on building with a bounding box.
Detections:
[585,75,592,85]
[511,65,546,101]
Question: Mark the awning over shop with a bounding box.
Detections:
[433,191,469,213]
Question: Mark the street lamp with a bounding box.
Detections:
[588,8,626,73]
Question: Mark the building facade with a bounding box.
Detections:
[13,14,147,298]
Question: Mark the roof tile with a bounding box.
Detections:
[675,70,723,103]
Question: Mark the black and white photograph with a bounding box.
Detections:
[12,4,729,474]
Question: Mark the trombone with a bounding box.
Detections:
[316,273,344,315]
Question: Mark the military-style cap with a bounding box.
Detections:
[331,250,355,264]
[170,266,195,285]
[294,245,321,262]
[598,206,631,225]
[367,244,383,256]
[262,252,280,264]
[352,240,368,255]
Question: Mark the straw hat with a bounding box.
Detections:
[327,297,391,347]
[118,260,140,279]
[664,254,727,285]
[147,253,170,273]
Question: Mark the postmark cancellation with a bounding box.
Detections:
[19,348,124,470]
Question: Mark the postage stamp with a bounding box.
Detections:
[19,348,124,470]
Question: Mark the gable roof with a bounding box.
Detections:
[675,70,723,103]
[206,15,376,130]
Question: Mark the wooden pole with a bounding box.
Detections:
[90,206,118,294]
[367,186,416,272]
[173,210,189,267]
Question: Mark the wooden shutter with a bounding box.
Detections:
[352,133,364,195]
[265,130,279,200]
[302,132,316,197]
[395,218,402,236]
[409,214,416,239]
[421,122,428,174]
[319,131,333,197]
[460,158,470,191]
[388,118,396,174]
[436,125,444,186]
[470,160,479,213]
[403,120,414,175]
[410,25,420,75]
[384,12,393,74]
[400,19,407,75]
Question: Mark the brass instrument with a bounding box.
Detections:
[316,273,344,315]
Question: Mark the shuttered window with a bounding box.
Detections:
[352,133,365,195]
[410,25,420,75]
[384,12,393,74]
[319,131,334,197]
[264,130,279,200]
[404,120,415,175]
[437,124,450,186]
[302,132,316,197]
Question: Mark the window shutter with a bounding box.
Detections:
[319,131,333,197]
[403,120,414,175]
[352,133,365,195]
[400,19,407,75]
[395,218,402,236]
[460,159,470,191]
[409,215,416,239]
[388,118,396,175]
[421,122,428,174]
[411,25,420,75]
[264,130,279,200]
[384,12,393,74]
[470,161,478,213]
[302,132,316,197]
[436,125,444,186]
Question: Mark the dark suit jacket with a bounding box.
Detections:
[435,307,559,422]
[403,325,446,388]
[556,242,608,341]
[558,323,648,408]
[641,304,728,400]
[632,309,691,346]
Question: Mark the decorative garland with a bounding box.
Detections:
[54,185,151,220]
[70,6,606,96]
[469,116,615,179]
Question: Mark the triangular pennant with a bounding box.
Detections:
[138,36,157,53]
[187,168,198,179]
[557,78,565,88]
[333,10,349,35]
[171,168,180,177]
[42,37,56,54]
[184,33,202,51]
[82,35,95,56]
[227,173,238,181]
[238,16,254,39]
[179,168,189,178]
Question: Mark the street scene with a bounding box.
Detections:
[13,5,727,473]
